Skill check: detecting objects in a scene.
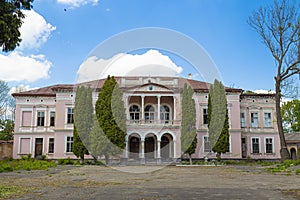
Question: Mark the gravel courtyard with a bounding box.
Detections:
[1,165,300,200]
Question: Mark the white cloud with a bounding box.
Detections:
[10,85,38,94]
[19,10,56,50]
[253,89,275,94]
[77,49,183,83]
[57,0,98,8]
[0,51,51,82]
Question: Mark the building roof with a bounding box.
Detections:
[285,132,300,143]
[12,76,243,97]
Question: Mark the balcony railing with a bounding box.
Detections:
[127,119,181,126]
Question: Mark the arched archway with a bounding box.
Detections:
[160,105,171,124]
[161,133,173,160]
[145,133,157,160]
[145,105,155,123]
[128,134,140,160]
[290,148,297,160]
[129,105,140,123]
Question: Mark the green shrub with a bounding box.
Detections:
[58,157,74,165]
[0,159,56,173]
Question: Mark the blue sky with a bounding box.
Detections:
[1,0,283,91]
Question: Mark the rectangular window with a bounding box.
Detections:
[251,138,260,154]
[37,111,45,126]
[240,112,245,128]
[203,108,208,125]
[50,112,55,126]
[48,138,54,153]
[20,138,31,154]
[22,111,32,127]
[66,136,73,152]
[67,108,74,124]
[251,113,258,128]
[264,113,272,127]
[203,136,211,152]
[265,138,273,154]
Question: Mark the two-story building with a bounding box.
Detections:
[12,76,281,161]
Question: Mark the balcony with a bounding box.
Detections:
[126,119,181,126]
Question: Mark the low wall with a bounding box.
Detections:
[0,140,13,159]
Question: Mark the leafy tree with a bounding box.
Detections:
[281,99,300,133]
[0,119,14,140]
[212,110,229,160]
[0,0,34,52]
[95,76,126,164]
[73,86,92,163]
[248,0,299,160]
[181,83,197,165]
[89,116,120,164]
[208,80,229,160]
[0,80,15,120]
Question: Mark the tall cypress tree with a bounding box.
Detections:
[181,83,197,165]
[207,80,229,160]
[73,86,93,163]
[95,76,126,164]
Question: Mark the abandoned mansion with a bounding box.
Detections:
[12,76,280,161]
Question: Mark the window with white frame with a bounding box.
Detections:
[50,112,55,126]
[251,138,260,154]
[22,111,32,127]
[48,138,54,153]
[240,112,245,128]
[66,136,73,152]
[203,108,208,125]
[203,136,211,152]
[265,138,273,154]
[67,108,74,124]
[251,112,258,128]
[264,113,272,127]
[160,105,170,123]
[145,105,155,123]
[129,105,140,123]
[37,111,45,126]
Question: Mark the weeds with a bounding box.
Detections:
[0,156,56,173]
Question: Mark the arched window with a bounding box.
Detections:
[129,105,140,123]
[160,105,170,123]
[145,105,155,123]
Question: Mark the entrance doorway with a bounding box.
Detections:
[129,136,140,159]
[35,138,43,158]
[290,148,297,160]
[241,138,247,158]
[145,136,155,159]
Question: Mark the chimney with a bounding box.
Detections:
[188,73,193,80]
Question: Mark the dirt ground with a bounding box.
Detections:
[1,164,300,200]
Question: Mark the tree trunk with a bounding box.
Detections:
[275,78,290,161]
[216,153,221,162]
[189,154,192,165]
[92,155,98,164]
[80,156,84,164]
[105,154,110,165]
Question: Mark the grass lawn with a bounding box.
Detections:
[0,156,57,173]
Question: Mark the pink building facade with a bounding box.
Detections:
[12,77,281,161]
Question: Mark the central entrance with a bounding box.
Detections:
[145,135,156,159]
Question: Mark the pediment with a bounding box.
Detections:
[127,83,173,93]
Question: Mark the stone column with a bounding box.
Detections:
[125,95,129,121]
[157,95,161,123]
[125,139,128,158]
[173,97,176,121]
[141,95,145,123]
[140,138,145,164]
[121,138,128,165]
[157,140,161,164]
[173,140,177,159]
